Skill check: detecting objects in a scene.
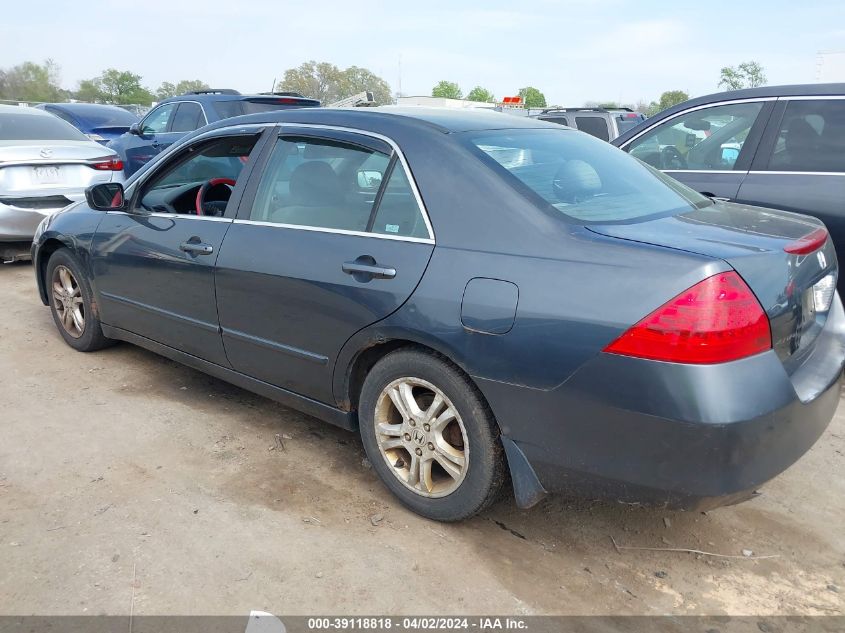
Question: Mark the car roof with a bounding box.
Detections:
[41,102,132,115]
[613,82,845,145]
[204,105,561,135]
[0,104,52,116]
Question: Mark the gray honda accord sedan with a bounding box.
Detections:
[31,107,845,521]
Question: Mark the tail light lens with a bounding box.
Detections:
[604,271,771,364]
[90,157,124,171]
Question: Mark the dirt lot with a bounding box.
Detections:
[0,261,843,616]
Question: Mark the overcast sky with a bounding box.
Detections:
[3,0,844,105]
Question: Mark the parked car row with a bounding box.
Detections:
[31,106,845,521]
[0,105,124,262]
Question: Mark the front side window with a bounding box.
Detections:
[766,100,845,172]
[627,101,764,171]
[137,135,258,215]
[467,128,712,224]
[140,104,175,135]
[250,136,428,238]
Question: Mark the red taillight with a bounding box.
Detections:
[275,98,302,104]
[603,272,771,364]
[90,158,124,171]
[784,227,828,255]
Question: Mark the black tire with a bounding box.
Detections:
[359,348,506,521]
[46,248,113,352]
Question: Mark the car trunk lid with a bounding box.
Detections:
[587,202,838,368]
[0,142,118,197]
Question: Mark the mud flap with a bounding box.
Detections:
[501,436,547,509]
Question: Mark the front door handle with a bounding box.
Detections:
[180,241,214,255]
[342,256,396,280]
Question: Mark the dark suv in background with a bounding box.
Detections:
[613,83,845,289]
[108,89,320,176]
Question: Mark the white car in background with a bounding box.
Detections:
[0,105,124,262]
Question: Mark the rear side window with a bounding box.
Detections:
[170,102,205,133]
[539,116,570,127]
[467,128,712,224]
[0,112,88,141]
[767,100,845,172]
[575,116,610,141]
[250,136,429,238]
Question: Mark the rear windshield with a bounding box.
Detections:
[213,99,316,118]
[62,106,138,127]
[0,112,89,141]
[466,128,712,224]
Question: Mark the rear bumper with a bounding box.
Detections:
[0,199,75,241]
[479,296,845,509]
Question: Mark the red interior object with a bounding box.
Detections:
[195,178,236,215]
[603,272,771,364]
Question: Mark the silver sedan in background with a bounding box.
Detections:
[0,105,124,262]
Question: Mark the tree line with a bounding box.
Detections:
[1,58,766,116]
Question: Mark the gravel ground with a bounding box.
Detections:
[0,261,843,616]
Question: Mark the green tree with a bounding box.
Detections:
[337,66,393,105]
[75,69,155,105]
[278,61,393,105]
[432,81,462,99]
[0,59,63,102]
[518,86,547,108]
[719,61,766,91]
[466,86,495,102]
[645,90,689,116]
[156,79,210,100]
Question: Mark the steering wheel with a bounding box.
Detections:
[660,146,687,170]
[195,178,236,216]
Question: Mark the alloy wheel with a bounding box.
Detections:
[52,265,85,339]
[373,377,469,497]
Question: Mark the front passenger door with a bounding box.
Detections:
[215,128,435,404]
[91,129,268,365]
[621,101,772,200]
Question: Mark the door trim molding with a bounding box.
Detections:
[231,218,434,244]
[221,327,329,365]
[100,291,220,333]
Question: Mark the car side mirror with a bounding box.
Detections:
[357,170,383,189]
[86,183,126,211]
[129,122,142,136]
[721,146,740,167]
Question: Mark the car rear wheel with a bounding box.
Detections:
[47,248,113,352]
[359,348,505,521]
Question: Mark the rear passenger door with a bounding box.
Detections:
[214,126,435,404]
[737,99,845,245]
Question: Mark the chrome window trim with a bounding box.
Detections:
[105,210,233,222]
[663,169,743,175]
[272,123,436,242]
[748,170,845,177]
[777,95,845,101]
[233,219,434,244]
[619,97,776,149]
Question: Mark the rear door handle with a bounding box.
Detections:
[342,259,396,280]
[180,241,214,255]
